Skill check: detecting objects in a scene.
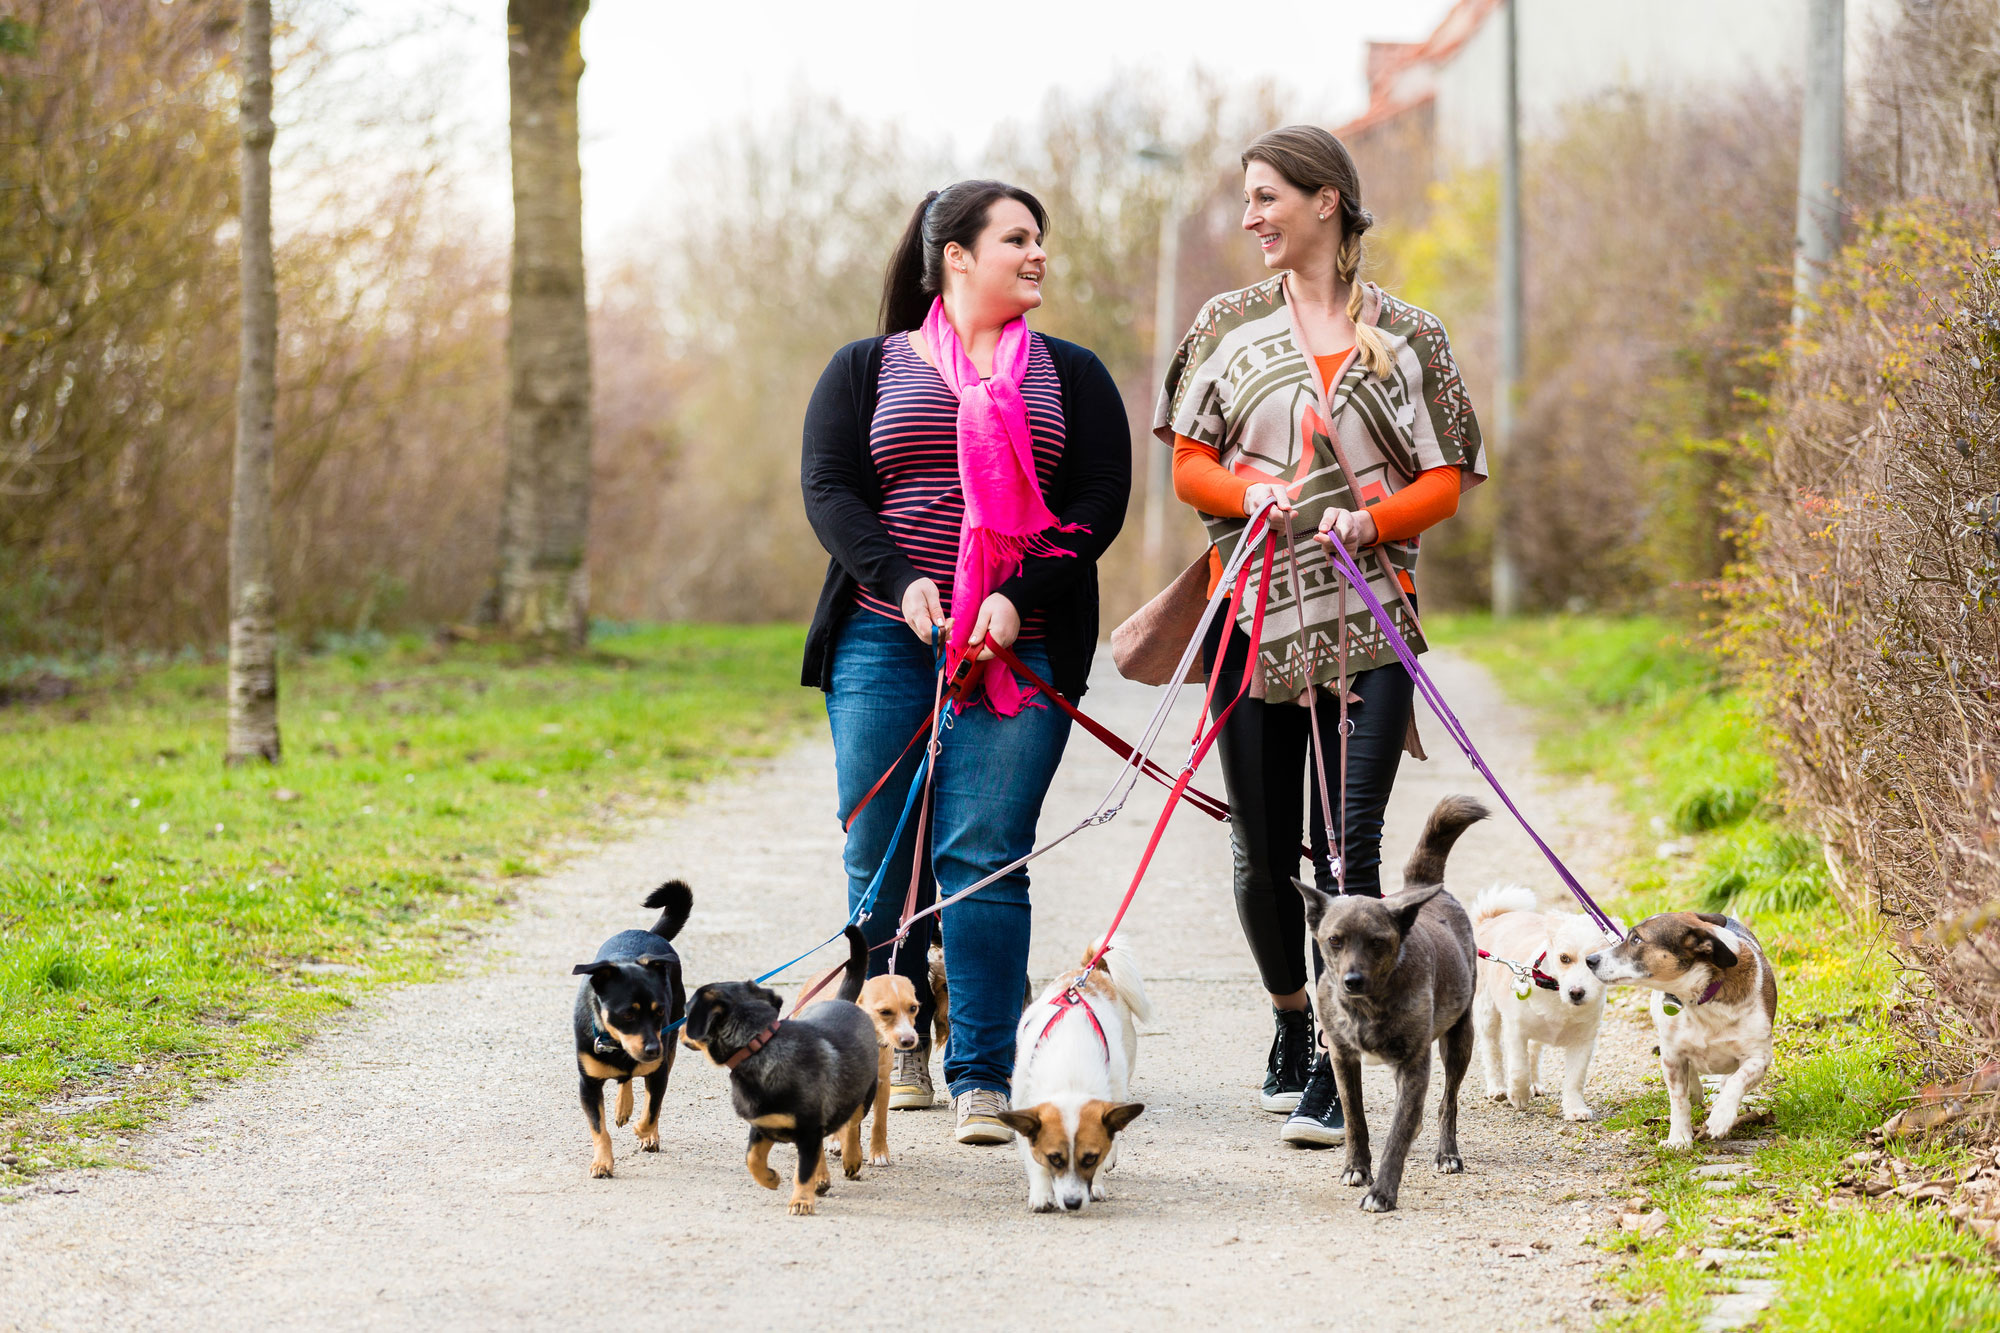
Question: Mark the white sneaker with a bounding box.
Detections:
[889,1043,935,1109]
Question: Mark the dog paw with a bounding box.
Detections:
[1359,1190,1397,1213]
[1507,1092,1532,1111]
[1662,1130,1695,1150]
[1340,1166,1373,1188]
[749,1165,780,1190]
[788,1197,817,1216]
[589,1157,614,1180]
[1435,1153,1464,1174]
[1563,1104,1595,1123]
[1090,1181,1108,1202]
[1485,1086,1509,1103]
[843,1159,862,1181]
[1530,1083,1545,1098]
[1030,1199,1058,1214]
[869,1152,890,1167]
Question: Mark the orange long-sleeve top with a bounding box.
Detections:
[1175,352,1460,595]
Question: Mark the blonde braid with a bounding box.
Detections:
[1339,229,1394,378]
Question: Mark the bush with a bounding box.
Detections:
[1733,205,2000,1086]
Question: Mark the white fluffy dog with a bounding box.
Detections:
[1471,886,1617,1121]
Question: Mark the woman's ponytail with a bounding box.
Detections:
[879,192,940,336]
[877,181,1051,336]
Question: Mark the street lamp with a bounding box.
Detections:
[1136,143,1183,596]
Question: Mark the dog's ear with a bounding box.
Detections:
[1694,911,1731,927]
[633,953,673,975]
[1385,882,1444,937]
[1293,877,1334,932]
[1102,1102,1145,1136]
[996,1109,1043,1140]
[1691,924,1739,969]
[572,961,614,979]
[752,983,784,1011]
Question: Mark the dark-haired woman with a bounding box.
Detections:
[1154,126,1486,1144]
[802,181,1130,1145]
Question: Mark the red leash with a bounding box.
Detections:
[1079,535,1275,981]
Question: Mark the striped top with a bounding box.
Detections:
[854,331,1067,638]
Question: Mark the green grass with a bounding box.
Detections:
[0,624,819,1183]
[1430,613,1999,1331]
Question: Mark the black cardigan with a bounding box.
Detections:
[800,333,1131,701]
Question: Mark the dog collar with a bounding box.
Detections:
[1662,975,1725,1015]
[587,999,623,1058]
[1477,948,1561,999]
[722,1019,783,1071]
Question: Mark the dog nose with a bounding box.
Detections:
[1342,971,1366,994]
[1567,986,1586,1005]
[1585,953,1601,971]
[896,1036,919,1050]
[1060,1196,1084,1212]
[642,1044,662,1062]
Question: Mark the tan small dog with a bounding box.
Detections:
[794,965,920,1166]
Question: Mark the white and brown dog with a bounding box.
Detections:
[1587,911,1778,1147]
[1471,885,1618,1121]
[998,943,1151,1213]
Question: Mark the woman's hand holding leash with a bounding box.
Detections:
[1316,506,1377,552]
[965,593,1020,661]
[1243,483,1294,533]
[901,577,946,642]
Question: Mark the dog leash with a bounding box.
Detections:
[1317,530,1621,938]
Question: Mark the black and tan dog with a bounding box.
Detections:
[682,925,877,1216]
[1587,911,1778,1147]
[571,880,692,1178]
[1294,795,1488,1213]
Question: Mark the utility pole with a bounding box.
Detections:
[1491,0,1523,617]
[1137,144,1182,596]
[1792,0,1845,325]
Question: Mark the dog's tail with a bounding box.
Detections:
[642,880,694,941]
[1083,939,1156,1025]
[1404,795,1491,888]
[1470,883,1538,927]
[835,924,869,1003]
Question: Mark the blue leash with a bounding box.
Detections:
[662,634,947,1032]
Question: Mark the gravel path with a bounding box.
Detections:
[0,649,1652,1331]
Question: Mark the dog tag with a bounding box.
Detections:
[1660,997,1683,1016]
[1513,976,1533,1001]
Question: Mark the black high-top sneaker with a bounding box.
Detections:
[1260,1004,1314,1112]
[1281,1050,1346,1146]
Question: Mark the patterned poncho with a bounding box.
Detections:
[1153,277,1487,703]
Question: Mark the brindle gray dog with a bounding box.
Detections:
[1294,795,1489,1212]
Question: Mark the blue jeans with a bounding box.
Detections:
[826,611,1071,1096]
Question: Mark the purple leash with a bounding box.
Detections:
[1319,532,1621,938]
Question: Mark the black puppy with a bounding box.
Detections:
[571,880,693,1178]
[1295,796,1487,1212]
[682,925,876,1216]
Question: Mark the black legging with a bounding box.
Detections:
[1203,614,1416,997]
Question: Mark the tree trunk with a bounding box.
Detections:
[496,0,593,645]
[227,0,280,765]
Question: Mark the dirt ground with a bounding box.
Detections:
[0,649,1655,1331]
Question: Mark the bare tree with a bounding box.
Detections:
[494,0,593,643]
[227,0,280,765]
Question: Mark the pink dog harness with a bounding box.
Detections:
[1033,987,1109,1059]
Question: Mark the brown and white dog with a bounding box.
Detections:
[1471,885,1618,1121]
[1586,911,1778,1147]
[792,966,921,1167]
[998,943,1152,1213]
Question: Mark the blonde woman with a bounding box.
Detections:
[1154,125,1487,1145]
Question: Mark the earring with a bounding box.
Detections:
[1319,212,1329,221]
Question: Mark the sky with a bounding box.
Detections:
[329,0,1456,260]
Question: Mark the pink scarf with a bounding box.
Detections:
[921,298,1085,715]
